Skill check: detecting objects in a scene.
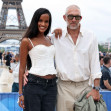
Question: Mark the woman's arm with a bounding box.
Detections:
[19,38,29,108]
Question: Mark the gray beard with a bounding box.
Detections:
[68,23,79,30]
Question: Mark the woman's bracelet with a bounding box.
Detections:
[19,93,23,97]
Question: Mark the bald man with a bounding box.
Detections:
[51,5,102,111]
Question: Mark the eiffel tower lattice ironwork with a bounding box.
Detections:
[0,0,27,43]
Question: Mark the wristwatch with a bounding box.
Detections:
[93,86,100,91]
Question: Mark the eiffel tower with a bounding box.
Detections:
[0,0,27,43]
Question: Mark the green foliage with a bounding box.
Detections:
[98,44,108,52]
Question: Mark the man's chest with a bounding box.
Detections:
[53,37,91,54]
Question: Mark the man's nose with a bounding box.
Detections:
[72,17,76,21]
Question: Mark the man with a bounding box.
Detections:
[51,5,101,111]
[99,56,104,70]
[9,54,20,92]
[24,5,102,111]
[100,56,111,90]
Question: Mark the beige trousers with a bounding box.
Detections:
[56,79,92,111]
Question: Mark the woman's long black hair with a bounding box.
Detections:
[23,8,52,70]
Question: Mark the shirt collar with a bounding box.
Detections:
[64,24,84,38]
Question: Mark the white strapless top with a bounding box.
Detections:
[28,38,57,76]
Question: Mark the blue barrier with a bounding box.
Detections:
[0,91,111,111]
[0,93,22,111]
[100,91,111,111]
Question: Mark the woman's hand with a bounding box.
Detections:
[19,95,25,109]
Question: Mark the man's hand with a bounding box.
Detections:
[23,71,28,86]
[52,28,62,38]
[86,89,100,101]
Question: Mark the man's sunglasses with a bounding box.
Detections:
[67,15,82,20]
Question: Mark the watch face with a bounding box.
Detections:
[93,86,100,91]
[96,87,99,90]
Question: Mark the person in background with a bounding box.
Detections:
[100,56,111,90]
[103,52,106,56]
[99,56,104,70]
[109,54,111,72]
[9,54,20,92]
[10,52,15,61]
[0,50,3,64]
[5,52,12,67]
[2,51,6,64]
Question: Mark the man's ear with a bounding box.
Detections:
[63,15,66,21]
[80,16,82,22]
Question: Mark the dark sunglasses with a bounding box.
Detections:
[67,15,82,20]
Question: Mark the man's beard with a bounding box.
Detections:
[68,23,80,30]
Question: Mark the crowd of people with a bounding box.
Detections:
[0,50,15,66]
[99,52,111,91]
[0,50,20,92]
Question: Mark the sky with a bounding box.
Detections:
[0,0,111,42]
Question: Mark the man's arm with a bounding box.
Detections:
[87,33,102,101]
[104,80,111,90]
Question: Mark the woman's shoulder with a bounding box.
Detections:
[20,37,30,47]
[21,37,31,45]
[21,37,29,43]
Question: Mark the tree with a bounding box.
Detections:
[98,44,108,52]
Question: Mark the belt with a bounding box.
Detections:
[28,73,58,84]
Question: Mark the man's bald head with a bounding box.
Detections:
[65,5,81,15]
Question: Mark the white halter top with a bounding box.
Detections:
[28,38,57,76]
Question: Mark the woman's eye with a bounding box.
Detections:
[39,19,42,22]
[45,20,49,23]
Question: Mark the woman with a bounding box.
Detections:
[19,8,57,111]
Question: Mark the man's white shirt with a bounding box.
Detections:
[51,26,102,86]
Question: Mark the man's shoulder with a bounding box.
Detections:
[102,66,108,71]
[80,28,98,45]
[102,67,109,75]
[81,28,95,37]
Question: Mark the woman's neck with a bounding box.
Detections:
[37,33,45,38]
